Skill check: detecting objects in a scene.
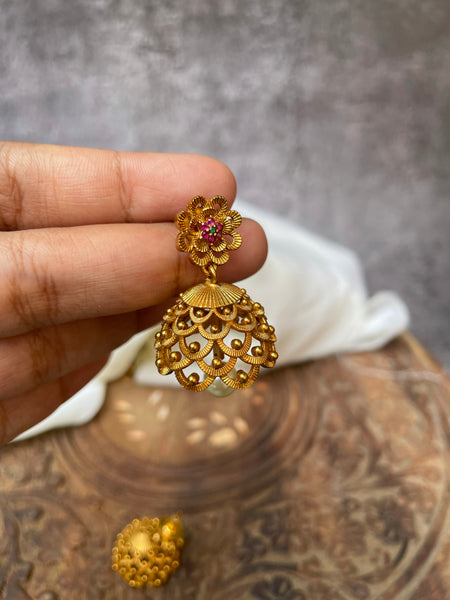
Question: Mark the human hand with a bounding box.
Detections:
[0,143,267,444]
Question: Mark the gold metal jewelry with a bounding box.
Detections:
[112,515,184,588]
[155,195,277,395]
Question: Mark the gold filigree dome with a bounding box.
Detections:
[155,286,278,392]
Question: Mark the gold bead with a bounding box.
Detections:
[269,326,275,334]
[242,316,251,325]
[212,358,222,368]
[252,346,264,357]
[210,324,220,334]
[237,370,248,384]
[156,358,164,368]
[194,309,204,318]
[253,302,261,310]
[223,306,232,315]
[231,339,243,350]
[259,323,269,333]
[169,351,181,362]
[189,341,200,353]
[166,308,174,316]
[155,332,162,340]
[188,373,200,385]
[163,329,172,338]
[162,523,176,539]
[270,351,278,360]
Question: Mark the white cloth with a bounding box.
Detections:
[14,201,409,441]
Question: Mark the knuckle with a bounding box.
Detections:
[0,340,23,400]
[112,150,134,223]
[4,236,35,331]
[0,233,60,335]
[0,144,26,231]
[0,325,67,402]
[27,327,66,387]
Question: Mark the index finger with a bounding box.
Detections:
[0,143,237,230]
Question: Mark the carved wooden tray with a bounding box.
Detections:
[1,334,449,599]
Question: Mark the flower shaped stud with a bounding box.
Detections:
[176,195,242,267]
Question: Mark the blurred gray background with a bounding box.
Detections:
[1,0,449,367]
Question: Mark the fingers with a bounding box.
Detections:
[0,143,237,230]
[0,219,267,337]
[1,357,108,445]
[0,303,172,401]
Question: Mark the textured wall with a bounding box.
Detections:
[1,0,449,366]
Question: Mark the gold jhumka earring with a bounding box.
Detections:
[112,515,184,588]
[155,195,278,396]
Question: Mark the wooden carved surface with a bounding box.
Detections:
[0,333,449,599]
